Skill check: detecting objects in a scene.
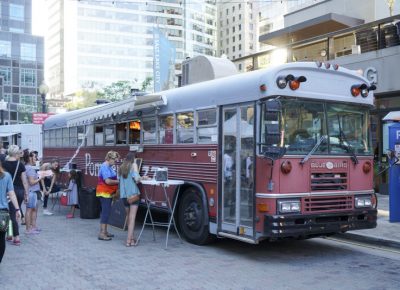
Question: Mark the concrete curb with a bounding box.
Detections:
[334,233,400,250]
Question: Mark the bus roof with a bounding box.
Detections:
[43,62,374,129]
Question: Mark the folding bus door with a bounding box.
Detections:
[219,104,255,239]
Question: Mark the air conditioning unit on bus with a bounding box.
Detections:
[351,45,361,54]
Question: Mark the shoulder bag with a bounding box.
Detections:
[0,210,10,232]
[121,175,140,205]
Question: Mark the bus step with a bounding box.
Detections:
[217,232,258,244]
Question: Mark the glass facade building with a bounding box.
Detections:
[46,0,217,99]
[0,0,44,124]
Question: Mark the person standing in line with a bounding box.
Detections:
[3,145,29,246]
[96,151,119,241]
[0,161,21,263]
[40,159,60,216]
[118,152,142,247]
[65,170,79,219]
[25,152,45,234]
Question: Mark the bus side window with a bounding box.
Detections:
[197,109,217,144]
[128,120,141,144]
[94,125,104,146]
[116,123,127,145]
[142,118,157,144]
[177,112,194,143]
[104,125,115,146]
[160,115,174,144]
[86,125,94,146]
[44,130,50,148]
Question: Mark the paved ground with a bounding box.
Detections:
[1,194,400,290]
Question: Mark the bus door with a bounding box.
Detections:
[220,104,255,238]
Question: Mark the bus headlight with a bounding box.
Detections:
[277,199,301,214]
[355,195,373,208]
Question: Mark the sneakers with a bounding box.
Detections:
[25,229,40,235]
[43,209,54,216]
[66,214,74,219]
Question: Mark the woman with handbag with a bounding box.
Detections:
[96,151,120,241]
[0,161,21,263]
[40,159,60,216]
[118,152,142,247]
[2,145,29,246]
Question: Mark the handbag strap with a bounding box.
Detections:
[12,160,20,183]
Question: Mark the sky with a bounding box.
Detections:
[32,0,47,36]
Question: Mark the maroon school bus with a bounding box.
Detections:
[43,62,377,245]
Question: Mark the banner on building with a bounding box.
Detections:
[32,113,54,124]
[153,28,176,92]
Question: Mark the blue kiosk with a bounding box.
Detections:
[387,123,400,222]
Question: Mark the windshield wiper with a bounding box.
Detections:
[300,135,326,165]
[337,116,358,165]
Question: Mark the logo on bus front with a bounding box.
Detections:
[310,161,347,169]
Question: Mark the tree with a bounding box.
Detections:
[102,81,133,102]
[141,77,153,92]
[65,89,104,110]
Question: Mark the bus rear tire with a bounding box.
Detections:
[178,188,213,245]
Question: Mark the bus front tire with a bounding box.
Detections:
[178,188,212,245]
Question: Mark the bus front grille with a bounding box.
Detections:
[310,172,347,191]
[304,195,353,213]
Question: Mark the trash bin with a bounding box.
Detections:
[79,187,100,219]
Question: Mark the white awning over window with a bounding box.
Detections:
[66,94,167,127]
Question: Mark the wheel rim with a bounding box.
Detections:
[183,200,202,231]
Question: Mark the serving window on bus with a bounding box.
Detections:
[142,118,157,144]
[261,98,371,155]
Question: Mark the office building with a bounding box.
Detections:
[0,0,44,124]
[45,0,217,103]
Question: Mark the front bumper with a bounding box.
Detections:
[263,209,377,239]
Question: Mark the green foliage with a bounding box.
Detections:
[102,81,132,102]
[65,89,104,110]
[141,77,153,92]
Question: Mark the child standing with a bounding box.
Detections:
[65,170,78,219]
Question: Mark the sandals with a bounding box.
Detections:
[125,238,137,247]
[98,234,112,241]
[12,240,21,246]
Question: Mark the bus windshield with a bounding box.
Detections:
[261,98,372,155]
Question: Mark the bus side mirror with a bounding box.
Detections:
[261,99,286,160]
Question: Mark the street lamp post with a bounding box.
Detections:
[0,99,8,126]
[39,81,49,113]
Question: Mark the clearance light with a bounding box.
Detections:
[324,62,331,69]
[260,84,267,91]
[363,161,372,174]
[281,160,292,174]
[289,76,307,90]
[351,85,362,97]
[333,64,339,70]
[315,61,322,68]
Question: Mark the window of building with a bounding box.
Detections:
[226,38,229,44]
[233,46,236,52]
[226,8,229,15]
[142,118,157,144]
[232,6,235,12]
[239,44,242,50]
[177,112,194,143]
[197,109,217,144]
[239,14,241,20]
[9,4,24,21]
[232,27,235,33]
[226,19,229,25]
[239,34,242,40]
[239,4,241,9]
[9,27,24,33]
[95,125,104,146]
[128,120,141,144]
[233,16,235,22]
[226,28,229,35]
[238,24,241,31]
[0,41,11,58]
[238,64,242,71]
[21,43,36,61]
[232,36,235,42]
[20,68,36,87]
[160,115,174,144]
[0,67,11,85]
